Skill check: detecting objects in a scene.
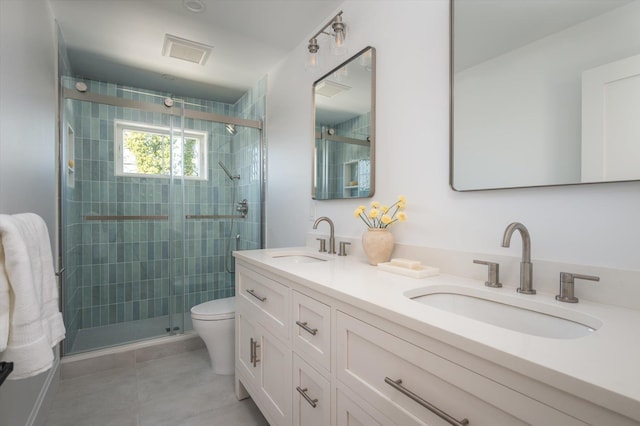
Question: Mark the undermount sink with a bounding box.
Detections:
[269,250,331,264]
[405,286,601,339]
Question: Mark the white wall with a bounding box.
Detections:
[266,0,640,273]
[0,1,60,424]
[0,0,58,237]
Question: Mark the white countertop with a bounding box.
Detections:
[234,247,640,422]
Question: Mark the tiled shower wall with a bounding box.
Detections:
[61,77,264,353]
[316,111,371,198]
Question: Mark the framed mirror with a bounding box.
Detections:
[451,0,640,191]
[313,46,376,199]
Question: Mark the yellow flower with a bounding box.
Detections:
[398,195,406,204]
[358,205,366,211]
[397,211,407,222]
[368,209,379,219]
[381,205,390,213]
[381,214,392,225]
[353,207,364,217]
[370,201,380,209]
[397,201,406,210]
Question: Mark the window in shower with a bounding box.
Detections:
[114,120,208,180]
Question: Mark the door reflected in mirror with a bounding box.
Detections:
[313,47,375,200]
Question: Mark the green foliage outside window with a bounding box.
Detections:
[124,130,199,177]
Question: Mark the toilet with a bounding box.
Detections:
[190,296,235,375]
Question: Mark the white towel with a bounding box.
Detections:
[0,213,66,379]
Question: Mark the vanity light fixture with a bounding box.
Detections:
[307,11,347,68]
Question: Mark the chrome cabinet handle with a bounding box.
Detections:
[384,377,469,426]
[246,289,267,302]
[296,386,318,408]
[295,320,318,336]
[250,337,260,367]
[250,337,255,365]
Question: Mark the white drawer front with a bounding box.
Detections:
[292,290,331,372]
[237,264,289,340]
[336,386,393,426]
[293,354,330,426]
[337,312,585,426]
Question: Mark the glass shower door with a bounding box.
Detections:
[179,122,263,332]
[60,92,183,354]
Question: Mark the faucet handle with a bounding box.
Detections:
[556,272,599,303]
[316,238,327,253]
[338,241,351,257]
[473,260,502,288]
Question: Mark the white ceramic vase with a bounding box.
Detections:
[362,228,394,265]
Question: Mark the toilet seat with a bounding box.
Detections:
[190,297,235,321]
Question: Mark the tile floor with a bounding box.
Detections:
[46,348,268,426]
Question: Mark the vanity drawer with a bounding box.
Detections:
[292,290,331,372]
[237,264,289,341]
[336,312,585,426]
[293,354,330,426]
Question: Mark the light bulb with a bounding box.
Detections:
[331,15,347,56]
[335,30,344,48]
[307,38,320,70]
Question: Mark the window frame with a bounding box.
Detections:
[114,120,208,180]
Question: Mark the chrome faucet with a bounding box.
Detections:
[313,216,336,254]
[501,222,535,294]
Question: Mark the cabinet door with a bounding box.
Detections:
[237,310,258,384]
[293,354,330,426]
[259,326,292,425]
[237,302,292,426]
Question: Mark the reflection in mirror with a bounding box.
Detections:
[451,0,640,191]
[313,47,375,199]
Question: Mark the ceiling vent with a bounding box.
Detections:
[315,80,351,97]
[162,34,212,65]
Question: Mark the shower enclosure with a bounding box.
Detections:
[59,77,264,355]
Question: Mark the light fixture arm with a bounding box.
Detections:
[308,11,345,46]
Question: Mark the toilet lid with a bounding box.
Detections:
[190,296,235,320]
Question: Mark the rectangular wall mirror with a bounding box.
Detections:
[313,46,376,200]
[451,0,640,191]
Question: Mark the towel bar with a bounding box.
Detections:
[0,361,14,386]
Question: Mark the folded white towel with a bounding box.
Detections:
[0,213,66,379]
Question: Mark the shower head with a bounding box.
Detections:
[218,161,240,180]
[225,123,237,136]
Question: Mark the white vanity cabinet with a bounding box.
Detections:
[235,257,637,426]
[236,265,292,425]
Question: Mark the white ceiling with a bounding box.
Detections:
[454,0,634,72]
[50,0,343,103]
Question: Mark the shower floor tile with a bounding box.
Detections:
[46,348,268,426]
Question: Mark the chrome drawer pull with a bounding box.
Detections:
[384,377,469,426]
[296,320,318,336]
[246,289,267,302]
[250,338,255,365]
[296,386,318,408]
